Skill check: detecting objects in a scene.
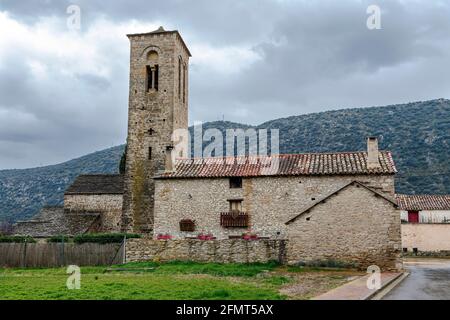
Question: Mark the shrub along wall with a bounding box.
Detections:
[125,238,287,264]
[74,233,140,244]
[46,233,140,244]
[0,236,36,243]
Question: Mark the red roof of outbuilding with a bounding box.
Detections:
[396,194,450,211]
[156,151,396,179]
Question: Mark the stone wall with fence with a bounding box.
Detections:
[125,238,287,264]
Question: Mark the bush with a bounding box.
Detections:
[0,236,36,243]
[295,259,357,269]
[119,145,127,174]
[47,235,71,243]
[73,233,141,244]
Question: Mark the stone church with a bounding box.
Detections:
[14,27,401,269]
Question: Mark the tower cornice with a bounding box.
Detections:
[127,28,192,57]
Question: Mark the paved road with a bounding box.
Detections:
[383,259,450,300]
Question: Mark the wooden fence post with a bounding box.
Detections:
[123,235,127,264]
[61,236,65,266]
[21,240,27,268]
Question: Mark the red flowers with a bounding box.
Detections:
[242,233,259,240]
[156,234,172,240]
[197,233,215,240]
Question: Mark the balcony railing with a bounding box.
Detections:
[220,212,249,228]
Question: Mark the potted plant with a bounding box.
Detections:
[197,233,215,240]
[242,233,258,241]
[157,233,172,240]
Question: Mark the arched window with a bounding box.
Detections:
[147,50,158,62]
[178,57,182,100]
[146,50,159,92]
[183,63,186,103]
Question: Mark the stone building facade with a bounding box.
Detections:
[152,149,401,270]
[13,206,101,238]
[397,194,450,253]
[64,194,122,233]
[285,181,400,270]
[63,174,124,233]
[397,194,450,224]
[14,27,403,270]
[14,175,124,237]
[154,172,395,240]
[121,27,191,234]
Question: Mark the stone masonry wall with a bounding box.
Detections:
[154,174,395,240]
[286,182,401,271]
[122,30,190,234]
[125,238,287,264]
[64,194,123,232]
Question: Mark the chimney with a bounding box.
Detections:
[367,137,380,169]
[165,145,175,172]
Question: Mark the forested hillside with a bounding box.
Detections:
[1,99,449,222]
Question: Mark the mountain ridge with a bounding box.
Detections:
[1,98,450,222]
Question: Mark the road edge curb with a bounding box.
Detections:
[365,272,410,300]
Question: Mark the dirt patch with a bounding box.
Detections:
[278,270,362,300]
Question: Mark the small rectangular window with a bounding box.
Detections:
[183,64,186,103]
[229,200,242,212]
[179,219,195,232]
[178,58,182,100]
[229,177,242,189]
[146,65,152,92]
[148,147,152,160]
[146,65,158,91]
[154,65,159,91]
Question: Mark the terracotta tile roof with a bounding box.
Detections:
[156,151,396,179]
[65,174,124,195]
[396,194,450,211]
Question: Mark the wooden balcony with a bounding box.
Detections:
[220,212,249,228]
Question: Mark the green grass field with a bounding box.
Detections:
[0,261,359,300]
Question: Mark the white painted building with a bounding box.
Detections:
[397,194,450,252]
[397,194,450,224]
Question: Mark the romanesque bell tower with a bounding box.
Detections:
[122,27,191,233]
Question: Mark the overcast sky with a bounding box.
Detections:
[0,0,449,169]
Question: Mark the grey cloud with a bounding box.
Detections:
[0,0,450,168]
[1,0,280,44]
[189,0,450,122]
[75,73,111,90]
